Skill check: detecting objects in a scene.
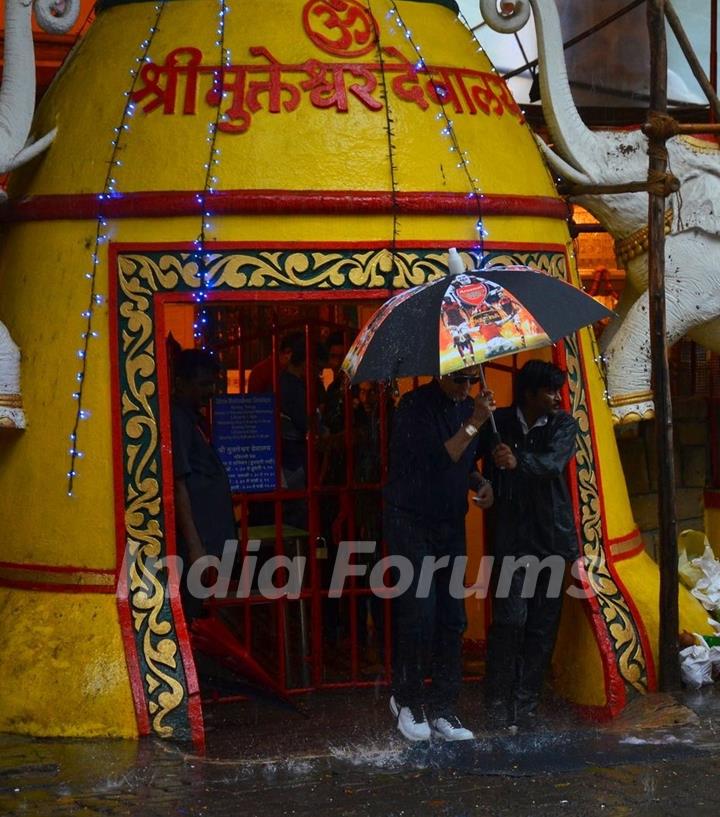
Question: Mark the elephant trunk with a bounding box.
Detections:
[479,0,600,180]
[0,0,80,174]
[0,2,36,170]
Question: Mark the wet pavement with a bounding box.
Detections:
[2,684,720,816]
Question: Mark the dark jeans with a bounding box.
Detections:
[385,507,467,713]
[485,560,566,714]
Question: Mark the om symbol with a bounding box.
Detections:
[302,0,378,58]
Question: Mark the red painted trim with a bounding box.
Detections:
[704,489,720,509]
[575,334,658,697]
[577,557,626,716]
[0,561,114,594]
[607,528,645,563]
[0,560,115,575]
[111,238,568,253]
[555,313,626,717]
[156,290,393,304]
[0,578,114,594]
[1,190,570,223]
[611,540,646,563]
[187,693,206,754]
[154,300,206,748]
[607,527,643,546]
[109,243,151,737]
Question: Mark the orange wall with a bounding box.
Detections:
[0,1,96,95]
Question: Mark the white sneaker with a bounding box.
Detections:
[430,714,474,742]
[389,695,431,742]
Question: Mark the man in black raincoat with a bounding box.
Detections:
[384,368,494,742]
[480,360,579,729]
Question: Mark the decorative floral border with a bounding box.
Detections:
[113,244,647,738]
[564,337,649,695]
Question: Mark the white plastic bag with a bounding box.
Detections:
[679,641,720,688]
[679,549,705,589]
[687,546,720,612]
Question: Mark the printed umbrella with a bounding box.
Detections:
[342,251,614,384]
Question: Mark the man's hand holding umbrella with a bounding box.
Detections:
[440,370,495,464]
[493,443,517,471]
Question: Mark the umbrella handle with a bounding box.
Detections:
[477,363,510,498]
[478,364,502,446]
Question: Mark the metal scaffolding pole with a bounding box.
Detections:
[646,0,682,690]
[666,0,720,120]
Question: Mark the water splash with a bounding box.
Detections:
[620,734,693,746]
[329,739,414,769]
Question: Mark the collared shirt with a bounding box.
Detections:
[516,405,549,435]
[383,380,479,523]
[171,399,236,557]
[479,405,579,562]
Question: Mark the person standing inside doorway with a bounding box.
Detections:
[171,349,237,622]
[384,367,494,742]
[247,331,303,394]
[482,359,579,730]
[278,335,329,529]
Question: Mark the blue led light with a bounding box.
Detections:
[67,1,168,496]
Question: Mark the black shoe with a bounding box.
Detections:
[512,703,539,731]
[485,699,511,729]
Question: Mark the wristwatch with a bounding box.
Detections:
[464,422,479,437]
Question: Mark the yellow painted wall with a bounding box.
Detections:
[1,0,709,736]
[553,593,609,708]
[0,589,138,737]
[16,1,557,199]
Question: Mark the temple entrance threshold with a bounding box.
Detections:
[159,296,538,703]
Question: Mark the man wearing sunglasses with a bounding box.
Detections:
[383,366,495,742]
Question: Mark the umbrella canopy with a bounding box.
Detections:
[342,265,614,383]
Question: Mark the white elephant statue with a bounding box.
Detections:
[0,0,80,174]
[480,0,720,424]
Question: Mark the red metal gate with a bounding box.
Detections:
[188,299,394,693]
[165,298,551,699]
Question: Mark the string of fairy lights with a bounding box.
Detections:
[66,1,167,497]
[191,0,231,349]
[368,0,401,280]
[63,0,519,493]
[66,0,234,494]
[386,0,489,262]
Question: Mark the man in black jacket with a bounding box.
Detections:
[384,368,494,742]
[481,360,579,729]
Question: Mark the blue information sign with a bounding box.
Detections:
[212,394,277,493]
